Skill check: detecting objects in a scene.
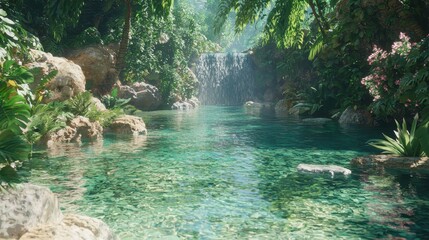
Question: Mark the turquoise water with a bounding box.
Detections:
[24,106,429,239]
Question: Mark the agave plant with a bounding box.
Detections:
[368,115,425,157]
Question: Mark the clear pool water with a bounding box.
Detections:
[24,106,429,239]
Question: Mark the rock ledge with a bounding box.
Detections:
[351,155,429,169]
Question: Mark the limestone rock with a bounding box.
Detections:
[297,164,352,176]
[91,97,107,112]
[339,106,374,125]
[0,184,63,239]
[108,115,147,135]
[20,214,117,240]
[25,49,86,102]
[351,155,429,169]
[44,116,103,146]
[67,46,117,95]
[171,97,199,110]
[118,82,162,111]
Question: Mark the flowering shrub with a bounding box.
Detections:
[361,33,429,118]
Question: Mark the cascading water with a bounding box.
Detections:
[195,53,256,105]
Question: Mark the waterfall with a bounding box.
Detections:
[195,53,256,105]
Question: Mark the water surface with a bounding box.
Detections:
[24,106,429,239]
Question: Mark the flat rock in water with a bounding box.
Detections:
[302,118,332,124]
[297,164,352,176]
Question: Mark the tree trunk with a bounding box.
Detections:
[307,0,326,39]
[115,0,132,81]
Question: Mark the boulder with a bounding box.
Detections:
[67,46,117,95]
[91,97,107,112]
[297,164,352,176]
[339,106,374,125]
[25,49,86,102]
[118,82,162,111]
[171,97,199,110]
[0,184,63,239]
[44,116,103,146]
[107,115,147,135]
[20,214,117,240]
[274,99,289,115]
[351,155,429,170]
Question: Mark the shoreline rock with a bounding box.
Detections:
[0,184,116,240]
[351,155,429,170]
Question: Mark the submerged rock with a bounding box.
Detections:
[297,164,352,176]
[351,155,429,170]
[25,49,86,102]
[107,115,147,135]
[20,214,117,240]
[0,184,63,239]
[118,82,162,111]
[339,106,374,125]
[302,118,332,124]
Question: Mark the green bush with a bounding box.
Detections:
[361,33,429,118]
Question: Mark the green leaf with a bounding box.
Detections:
[0,130,29,164]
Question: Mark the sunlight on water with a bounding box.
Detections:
[24,106,429,239]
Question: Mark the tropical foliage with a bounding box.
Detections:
[368,115,428,157]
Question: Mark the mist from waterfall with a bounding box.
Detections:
[195,53,256,106]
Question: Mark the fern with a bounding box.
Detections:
[63,91,95,117]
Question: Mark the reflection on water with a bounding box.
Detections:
[23,106,429,239]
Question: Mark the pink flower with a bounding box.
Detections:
[395,80,400,85]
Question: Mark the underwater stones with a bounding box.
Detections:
[339,106,374,126]
[351,155,429,170]
[0,184,63,239]
[297,164,352,176]
[25,49,86,102]
[118,82,162,111]
[20,214,117,240]
[108,115,147,135]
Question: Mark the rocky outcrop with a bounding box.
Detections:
[351,155,429,170]
[0,184,116,240]
[118,82,162,111]
[20,214,116,240]
[67,46,117,95]
[107,115,147,135]
[339,106,374,125]
[25,49,86,102]
[171,97,200,110]
[0,184,63,239]
[297,164,352,176]
[44,116,103,146]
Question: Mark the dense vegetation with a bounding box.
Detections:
[216,0,429,121]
